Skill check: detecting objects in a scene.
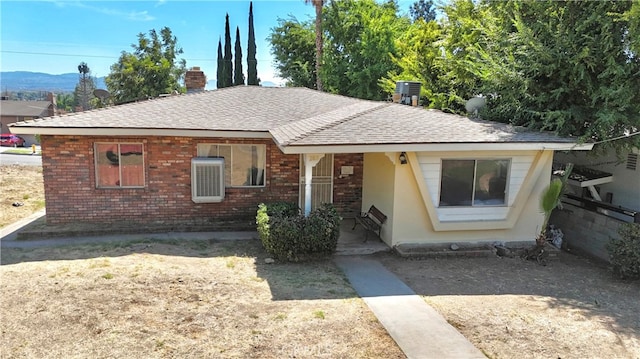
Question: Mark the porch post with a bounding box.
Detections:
[303,153,325,216]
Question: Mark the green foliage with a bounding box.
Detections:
[607,223,640,280]
[234,27,245,86]
[223,14,233,89]
[105,27,186,103]
[322,0,409,100]
[74,75,97,110]
[56,93,74,112]
[268,17,317,88]
[216,39,225,89]
[247,1,259,86]
[381,18,443,107]
[486,1,640,154]
[386,0,640,153]
[540,179,563,224]
[537,163,573,245]
[409,0,436,22]
[256,202,341,262]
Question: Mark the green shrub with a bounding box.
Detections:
[607,223,640,280]
[256,202,341,262]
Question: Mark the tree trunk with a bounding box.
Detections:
[314,1,323,91]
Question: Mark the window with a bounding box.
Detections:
[439,159,509,207]
[95,143,145,188]
[192,158,225,202]
[197,144,266,187]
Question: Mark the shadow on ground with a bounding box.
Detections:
[376,251,640,349]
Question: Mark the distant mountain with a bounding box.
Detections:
[0,71,279,93]
[0,71,106,93]
[261,81,280,87]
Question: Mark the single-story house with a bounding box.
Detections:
[1,93,56,144]
[9,73,593,247]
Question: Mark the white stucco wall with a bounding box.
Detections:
[361,152,396,245]
[362,150,555,246]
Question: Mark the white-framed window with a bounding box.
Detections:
[197,144,266,187]
[192,158,225,203]
[439,159,510,207]
[94,143,145,188]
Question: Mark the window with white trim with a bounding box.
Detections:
[197,144,266,187]
[192,158,225,202]
[439,159,509,206]
[94,143,145,188]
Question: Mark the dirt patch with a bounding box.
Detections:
[0,164,44,228]
[379,252,640,359]
[0,239,404,358]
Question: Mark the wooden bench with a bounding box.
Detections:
[352,205,387,242]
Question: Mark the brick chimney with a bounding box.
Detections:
[185,67,207,93]
[46,92,57,116]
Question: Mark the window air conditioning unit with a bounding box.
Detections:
[192,158,225,203]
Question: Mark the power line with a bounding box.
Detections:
[1,50,117,59]
[1,50,273,63]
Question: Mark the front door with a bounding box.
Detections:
[299,154,334,211]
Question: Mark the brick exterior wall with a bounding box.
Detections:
[40,135,362,229]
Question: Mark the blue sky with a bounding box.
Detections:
[1,0,413,86]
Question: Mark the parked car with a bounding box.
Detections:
[0,134,26,147]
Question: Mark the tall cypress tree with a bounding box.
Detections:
[247,2,259,85]
[223,13,233,88]
[216,38,225,88]
[234,26,245,86]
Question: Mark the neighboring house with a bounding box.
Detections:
[9,71,593,247]
[551,146,639,262]
[555,147,640,212]
[1,93,56,144]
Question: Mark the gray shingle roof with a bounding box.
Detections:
[282,103,575,145]
[11,86,576,146]
[1,100,51,117]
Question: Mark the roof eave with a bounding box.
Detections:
[8,126,271,139]
[278,142,594,154]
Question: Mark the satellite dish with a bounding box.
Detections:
[465,96,486,118]
[93,89,110,100]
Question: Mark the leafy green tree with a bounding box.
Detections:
[234,27,245,86]
[223,14,233,89]
[56,93,74,112]
[105,27,186,103]
[389,0,640,152]
[305,0,324,91]
[73,76,96,110]
[409,0,436,22]
[268,17,316,88]
[481,1,640,153]
[381,18,443,107]
[322,0,409,100]
[247,1,259,85]
[627,0,640,55]
[216,38,225,88]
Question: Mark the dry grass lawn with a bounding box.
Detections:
[0,164,44,228]
[0,240,404,359]
[2,162,639,358]
[379,252,640,359]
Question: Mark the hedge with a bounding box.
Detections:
[256,202,341,262]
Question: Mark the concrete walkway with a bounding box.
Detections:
[334,256,485,359]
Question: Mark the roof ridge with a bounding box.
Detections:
[271,101,390,146]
